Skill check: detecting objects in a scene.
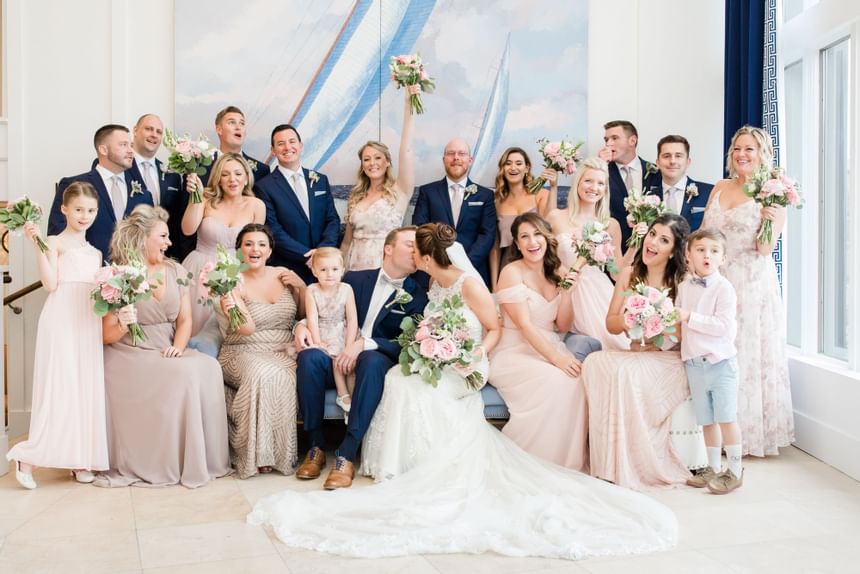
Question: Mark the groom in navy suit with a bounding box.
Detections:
[254,124,341,284]
[293,226,428,489]
[648,135,714,232]
[412,138,496,286]
[49,124,153,261]
[599,120,657,247]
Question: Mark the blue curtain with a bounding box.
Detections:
[723,0,765,157]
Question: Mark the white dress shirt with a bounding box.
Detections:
[446,175,468,224]
[618,159,641,191]
[662,176,688,214]
[359,269,404,351]
[136,154,160,205]
[278,165,309,218]
[676,270,738,363]
[95,164,127,216]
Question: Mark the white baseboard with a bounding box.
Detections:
[793,410,860,481]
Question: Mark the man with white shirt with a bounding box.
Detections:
[49,124,153,260]
[254,123,341,284]
[293,226,428,489]
[129,114,186,258]
[412,138,496,287]
[650,135,714,232]
[598,120,657,247]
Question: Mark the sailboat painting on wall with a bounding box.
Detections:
[175,0,588,192]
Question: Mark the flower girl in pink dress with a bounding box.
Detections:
[305,248,359,418]
[6,182,108,488]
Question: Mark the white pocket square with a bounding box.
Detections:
[691,206,706,213]
[167,186,179,191]
[389,309,406,315]
[467,201,484,206]
[314,190,327,196]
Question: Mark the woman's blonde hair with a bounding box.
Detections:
[110,204,170,264]
[347,141,397,216]
[494,147,535,204]
[205,152,255,208]
[726,125,774,178]
[566,158,610,225]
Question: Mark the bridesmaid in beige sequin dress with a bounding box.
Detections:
[703,126,794,456]
[217,224,307,478]
[342,89,417,271]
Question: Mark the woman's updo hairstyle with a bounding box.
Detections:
[415,223,457,267]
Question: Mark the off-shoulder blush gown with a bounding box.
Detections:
[489,283,588,470]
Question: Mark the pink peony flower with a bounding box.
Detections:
[415,325,432,342]
[94,266,116,283]
[591,243,608,263]
[660,298,675,313]
[643,314,664,339]
[626,215,636,228]
[623,311,640,328]
[454,327,470,342]
[100,283,121,304]
[419,70,429,81]
[565,158,577,175]
[761,179,785,197]
[176,140,193,155]
[201,261,216,274]
[646,287,664,304]
[645,195,661,206]
[543,142,561,157]
[134,280,150,294]
[436,338,457,361]
[785,188,800,205]
[625,294,649,312]
[419,338,438,359]
[396,55,409,64]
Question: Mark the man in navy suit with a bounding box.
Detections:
[175,106,272,260]
[49,124,154,261]
[598,120,658,247]
[649,135,714,232]
[293,226,428,489]
[128,113,186,259]
[254,123,341,284]
[412,138,496,286]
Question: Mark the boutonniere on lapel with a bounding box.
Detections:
[246,159,259,173]
[308,170,320,186]
[130,180,144,197]
[159,161,168,181]
[463,184,478,201]
[644,161,659,179]
[685,182,699,204]
[385,288,413,309]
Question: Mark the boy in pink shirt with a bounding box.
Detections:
[676,228,743,494]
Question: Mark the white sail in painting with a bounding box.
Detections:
[470,36,511,182]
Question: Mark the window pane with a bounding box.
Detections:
[784,61,803,347]
[819,38,850,360]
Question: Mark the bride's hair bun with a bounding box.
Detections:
[416,223,457,268]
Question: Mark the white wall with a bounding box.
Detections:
[2,0,726,438]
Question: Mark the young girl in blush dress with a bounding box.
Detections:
[305,247,359,419]
[6,183,108,488]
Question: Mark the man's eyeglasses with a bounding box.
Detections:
[444,151,471,158]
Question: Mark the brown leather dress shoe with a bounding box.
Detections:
[323,456,354,490]
[296,447,326,479]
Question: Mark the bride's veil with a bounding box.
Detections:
[446,241,485,288]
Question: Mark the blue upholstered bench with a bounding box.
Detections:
[188,316,510,421]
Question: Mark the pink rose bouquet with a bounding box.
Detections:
[622,188,667,249]
[389,53,435,115]
[0,196,49,253]
[575,220,619,273]
[162,128,216,203]
[621,283,680,347]
[91,253,157,346]
[198,244,249,332]
[742,166,803,244]
[396,295,484,390]
[527,138,584,195]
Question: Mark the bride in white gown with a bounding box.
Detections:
[248,224,678,560]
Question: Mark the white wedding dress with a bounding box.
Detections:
[248,274,678,560]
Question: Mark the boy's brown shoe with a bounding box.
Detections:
[686,467,718,488]
[707,468,743,494]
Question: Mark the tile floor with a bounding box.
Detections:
[0,446,858,573]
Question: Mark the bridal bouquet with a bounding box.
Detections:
[623,188,667,249]
[396,295,484,390]
[198,244,249,332]
[527,138,584,195]
[742,166,803,244]
[0,196,49,253]
[91,254,156,346]
[162,128,216,203]
[575,220,619,274]
[389,53,436,115]
[622,283,679,347]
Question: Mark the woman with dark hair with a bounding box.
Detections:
[216,223,306,478]
[248,222,678,561]
[490,212,588,470]
[582,213,706,490]
[489,147,557,290]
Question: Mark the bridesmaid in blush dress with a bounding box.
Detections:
[182,153,266,335]
[703,126,794,456]
[489,213,587,470]
[546,157,636,351]
[97,205,230,488]
[341,88,417,271]
[581,214,706,491]
[7,183,107,488]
